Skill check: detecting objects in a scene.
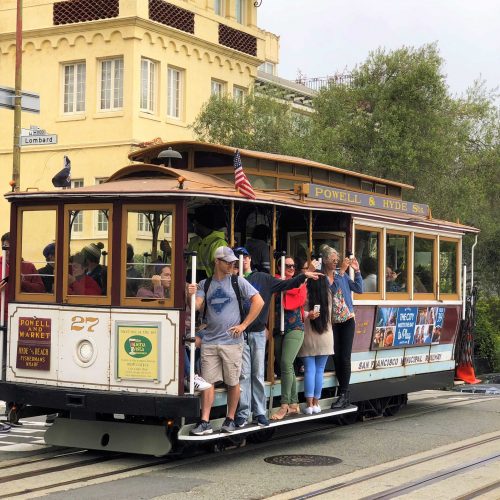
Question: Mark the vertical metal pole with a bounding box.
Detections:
[12,0,23,191]
[280,256,285,333]
[230,201,235,247]
[308,210,313,263]
[189,254,197,394]
[462,264,466,320]
[0,247,7,380]
[267,206,277,384]
[238,254,243,276]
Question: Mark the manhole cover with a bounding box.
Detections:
[264,454,342,466]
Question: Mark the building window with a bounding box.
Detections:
[235,0,245,23]
[258,61,275,75]
[71,179,84,232]
[63,62,86,113]
[167,67,183,119]
[137,213,151,234]
[140,58,157,113]
[100,58,123,110]
[214,0,225,15]
[95,178,109,232]
[233,86,246,102]
[211,79,225,96]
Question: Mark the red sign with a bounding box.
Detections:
[16,317,51,370]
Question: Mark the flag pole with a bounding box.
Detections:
[12,0,23,192]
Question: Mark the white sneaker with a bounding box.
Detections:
[312,405,321,414]
[303,406,313,415]
[193,374,212,391]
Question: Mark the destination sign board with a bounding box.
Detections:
[308,183,429,216]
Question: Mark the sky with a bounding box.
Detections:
[257,0,500,97]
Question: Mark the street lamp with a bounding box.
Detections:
[157,147,182,167]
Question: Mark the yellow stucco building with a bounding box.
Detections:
[0,0,280,242]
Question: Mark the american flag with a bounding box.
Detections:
[234,150,256,200]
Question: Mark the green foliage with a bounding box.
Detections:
[475,297,500,371]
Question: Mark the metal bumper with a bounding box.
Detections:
[0,381,200,418]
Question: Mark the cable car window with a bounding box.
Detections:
[414,236,435,295]
[355,227,381,294]
[123,207,175,306]
[16,208,56,301]
[386,232,409,294]
[440,239,458,295]
[64,205,112,304]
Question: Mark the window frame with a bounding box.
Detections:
[62,61,86,115]
[235,0,246,24]
[121,204,176,308]
[439,236,461,301]
[413,233,437,300]
[233,85,246,103]
[385,229,412,301]
[63,203,113,306]
[167,66,183,120]
[214,0,225,16]
[353,224,383,300]
[211,79,226,96]
[15,206,59,304]
[70,179,84,233]
[140,57,158,114]
[99,57,124,111]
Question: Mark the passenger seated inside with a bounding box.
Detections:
[137,264,171,299]
[38,242,55,293]
[82,242,107,294]
[386,266,402,292]
[68,252,102,295]
[125,244,141,297]
[361,257,377,292]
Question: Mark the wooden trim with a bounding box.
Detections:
[119,203,176,309]
[413,233,437,300]
[15,206,58,304]
[62,204,113,306]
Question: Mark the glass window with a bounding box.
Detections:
[233,86,246,103]
[125,208,174,302]
[63,62,86,113]
[440,240,458,295]
[67,208,110,297]
[71,179,84,232]
[235,0,245,23]
[211,79,225,96]
[386,233,408,293]
[414,236,435,294]
[167,67,183,119]
[214,0,224,15]
[140,58,157,113]
[355,228,380,293]
[258,61,275,75]
[18,209,57,297]
[100,58,123,110]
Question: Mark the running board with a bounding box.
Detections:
[178,404,357,442]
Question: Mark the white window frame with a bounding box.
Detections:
[63,62,86,114]
[259,61,275,76]
[167,66,183,119]
[233,86,246,103]
[137,213,152,237]
[95,178,109,234]
[235,0,246,23]
[71,179,84,233]
[140,58,157,114]
[99,57,123,111]
[214,0,225,16]
[211,79,226,96]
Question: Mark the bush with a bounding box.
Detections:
[474,296,500,372]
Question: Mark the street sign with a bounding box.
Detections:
[0,86,40,113]
[20,125,58,146]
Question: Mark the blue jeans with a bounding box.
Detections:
[302,355,329,399]
[236,330,267,420]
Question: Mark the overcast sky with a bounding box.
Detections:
[257,0,500,97]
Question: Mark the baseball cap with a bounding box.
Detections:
[214,246,238,263]
[233,246,250,257]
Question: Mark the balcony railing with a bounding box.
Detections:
[295,74,353,92]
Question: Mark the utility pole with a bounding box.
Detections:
[12,0,23,192]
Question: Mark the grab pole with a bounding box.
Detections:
[280,253,285,334]
[189,253,197,395]
[0,245,7,381]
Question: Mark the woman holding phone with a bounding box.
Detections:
[299,275,333,414]
[320,245,363,409]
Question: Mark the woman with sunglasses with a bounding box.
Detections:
[272,256,307,420]
[320,245,363,409]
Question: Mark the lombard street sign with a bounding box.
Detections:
[20,125,58,146]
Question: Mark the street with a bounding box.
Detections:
[0,390,499,499]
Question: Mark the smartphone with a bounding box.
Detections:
[0,276,8,284]
[313,304,320,313]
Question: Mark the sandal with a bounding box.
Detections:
[271,405,289,421]
[287,404,300,415]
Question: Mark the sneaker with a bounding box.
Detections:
[0,423,11,433]
[45,413,57,425]
[312,405,321,414]
[254,414,269,427]
[193,374,212,391]
[303,406,313,415]
[190,420,213,436]
[221,417,236,433]
[234,416,248,428]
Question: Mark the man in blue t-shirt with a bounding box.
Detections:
[187,246,264,435]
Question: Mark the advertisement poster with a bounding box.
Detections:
[16,317,51,370]
[372,306,446,350]
[117,324,159,380]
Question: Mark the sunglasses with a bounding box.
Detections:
[285,264,296,269]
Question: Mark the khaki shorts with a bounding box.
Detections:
[201,343,244,386]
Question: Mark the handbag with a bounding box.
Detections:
[331,287,352,323]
